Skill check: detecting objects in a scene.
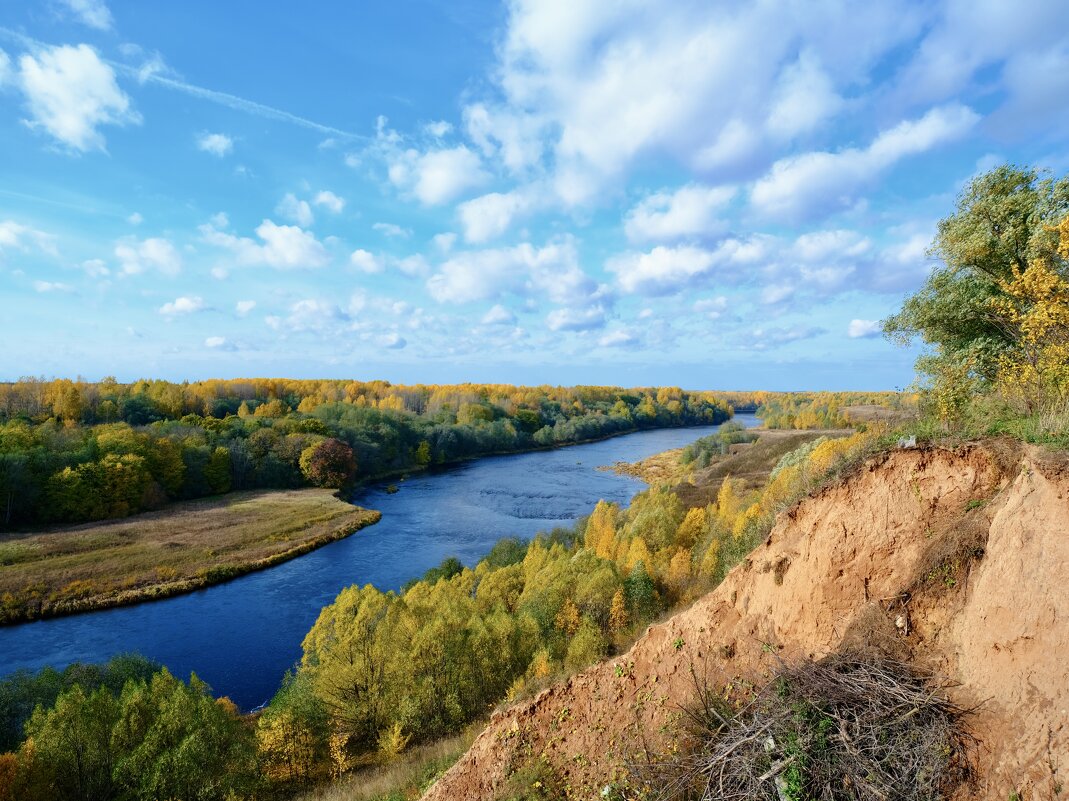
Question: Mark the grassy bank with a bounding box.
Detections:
[0,489,380,624]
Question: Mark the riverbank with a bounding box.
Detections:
[0,490,380,625]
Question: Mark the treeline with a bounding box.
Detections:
[0,380,731,529]
[755,391,911,429]
[0,426,882,800]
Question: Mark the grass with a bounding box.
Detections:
[295,726,479,801]
[0,489,380,624]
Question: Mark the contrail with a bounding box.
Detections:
[0,26,369,142]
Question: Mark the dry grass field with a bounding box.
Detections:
[0,489,380,624]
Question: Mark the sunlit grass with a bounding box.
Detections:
[0,489,379,623]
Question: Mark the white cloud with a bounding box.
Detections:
[313,190,345,213]
[18,44,139,151]
[33,280,73,292]
[761,283,795,305]
[481,304,516,325]
[81,258,108,277]
[114,237,182,276]
[766,50,843,139]
[424,120,453,138]
[750,104,979,220]
[159,296,204,316]
[59,0,113,30]
[0,220,56,255]
[235,300,256,316]
[599,328,639,348]
[433,232,457,252]
[200,219,330,269]
[276,193,314,227]
[350,248,383,274]
[205,336,227,348]
[848,319,883,338]
[196,132,233,157]
[373,222,411,238]
[457,190,533,243]
[0,49,10,87]
[376,333,407,349]
[428,239,595,305]
[395,254,430,277]
[469,1,921,200]
[547,304,606,332]
[608,245,718,296]
[624,184,735,243]
[693,296,728,317]
[386,141,489,205]
[127,212,143,225]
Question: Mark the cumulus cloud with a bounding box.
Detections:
[115,237,182,276]
[546,304,607,332]
[0,220,56,256]
[349,248,383,274]
[376,332,407,349]
[313,190,345,213]
[457,190,535,243]
[848,318,883,338]
[196,132,233,157]
[159,296,204,315]
[373,222,411,238]
[481,304,517,325]
[624,184,735,243]
[599,327,639,347]
[766,50,843,139]
[205,336,229,348]
[127,212,143,225]
[58,0,113,30]
[235,300,256,316]
[427,239,596,305]
[33,280,73,292]
[200,219,330,269]
[607,239,770,296]
[467,1,921,200]
[18,44,140,151]
[750,104,979,220]
[386,138,490,205]
[276,193,314,227]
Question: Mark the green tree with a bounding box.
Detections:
[22,684,120,801]
[885,165,1069,389]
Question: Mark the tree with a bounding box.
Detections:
[299,439,356,488]
[885,165,1069,390]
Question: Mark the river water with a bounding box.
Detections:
[0,415,756,709]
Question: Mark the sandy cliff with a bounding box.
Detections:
[423,443,1069,800]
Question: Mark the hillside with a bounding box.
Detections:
[423,442,1069,800]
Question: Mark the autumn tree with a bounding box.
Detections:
[885,165,1069,404]
[299,438,356,488]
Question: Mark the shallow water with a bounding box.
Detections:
[0,415,757,709]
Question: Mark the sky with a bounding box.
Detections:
[1,0,1067,391]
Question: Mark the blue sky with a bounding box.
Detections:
[1,0,1067,390]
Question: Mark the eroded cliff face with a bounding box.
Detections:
[422,443,1069,801]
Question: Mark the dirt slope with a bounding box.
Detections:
[422,443,1069,800]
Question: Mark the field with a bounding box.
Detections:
[0,490,380,624]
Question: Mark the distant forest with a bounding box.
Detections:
[0,379,733,529]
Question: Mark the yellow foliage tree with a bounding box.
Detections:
[554,597,581,636]
[608,589,629,634]
[674,506,707,549]
[584,500,619,559]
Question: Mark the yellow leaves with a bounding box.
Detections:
[584,500,619,559]
[376,722,411,762]
[990,215,1069,407]
[674,506,706,550]
[666,549,692,593]
[698,539,720,577]
[608,589,629,633]
[554,598,581,636]
[622,536,653,572]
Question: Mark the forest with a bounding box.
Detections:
[0,381,731,529]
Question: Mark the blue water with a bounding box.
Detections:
[0,416,757,709]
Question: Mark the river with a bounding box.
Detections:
[0,415,757,709]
